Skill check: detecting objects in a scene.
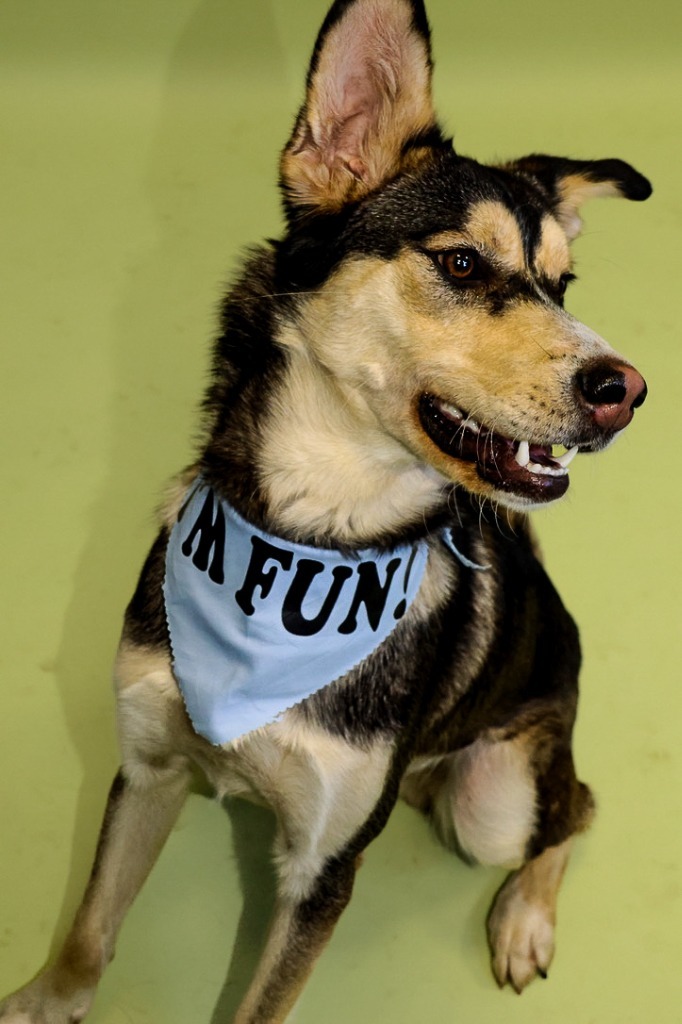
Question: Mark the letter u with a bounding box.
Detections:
[282,559,353,637]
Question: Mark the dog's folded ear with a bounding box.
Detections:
[280,0,438,214]
[504,155,652,240]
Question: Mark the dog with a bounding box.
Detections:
[0,1,651,1021]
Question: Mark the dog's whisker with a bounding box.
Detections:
[261,290,319,300]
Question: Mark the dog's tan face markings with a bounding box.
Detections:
[275,196,621,513]
[424,203,572,290]
[458,200,526,273]
[534,214,572,283]
[388,199,529,323]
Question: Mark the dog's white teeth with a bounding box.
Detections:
[528,461,567,477]
[515,441,530,468]
[462,417,480,434]
[515,441,578,476]
[554,445,579,469]
[440,401,463,421]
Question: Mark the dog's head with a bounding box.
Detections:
[275,0,650,513]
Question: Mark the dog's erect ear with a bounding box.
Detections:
[506,155,652,240]
[281,0,437,213]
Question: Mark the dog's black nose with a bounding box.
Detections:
[578,361,647,432]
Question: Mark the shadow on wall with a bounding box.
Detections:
[49,0,286,998]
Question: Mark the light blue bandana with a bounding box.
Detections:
[164,482,431,745]
[164,481,489,746]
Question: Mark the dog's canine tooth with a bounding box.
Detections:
[462,418,481,433]
[554,445,579,468]
[515,441,531,468]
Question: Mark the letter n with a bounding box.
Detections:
[338,558,401,634]
[181,489,227,584]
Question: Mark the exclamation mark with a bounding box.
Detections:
[394,546,418,620]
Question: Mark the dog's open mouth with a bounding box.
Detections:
[418,394,580,501]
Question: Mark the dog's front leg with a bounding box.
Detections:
[484,736,595,994]
[230,727,396,1024]
[232,855,357,1024]
[0,761,191,1024]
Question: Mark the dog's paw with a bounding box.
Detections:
[0,974,93,1024]
[487,876,556,993]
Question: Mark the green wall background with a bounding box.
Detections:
[1,1,680,1021]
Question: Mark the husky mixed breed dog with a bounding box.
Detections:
[1,1,651,1021]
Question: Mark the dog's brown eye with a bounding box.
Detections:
[437,249,479,280]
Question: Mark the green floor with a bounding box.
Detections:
[1,1,680,1021]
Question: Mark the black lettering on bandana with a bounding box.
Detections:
[181,489,227,585]
[235,536,294,615]
[338,558,402,634]
[282,560,354,636]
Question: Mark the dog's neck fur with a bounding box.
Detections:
[257,342,448,545]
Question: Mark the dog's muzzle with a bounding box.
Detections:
[418,358,647,504]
